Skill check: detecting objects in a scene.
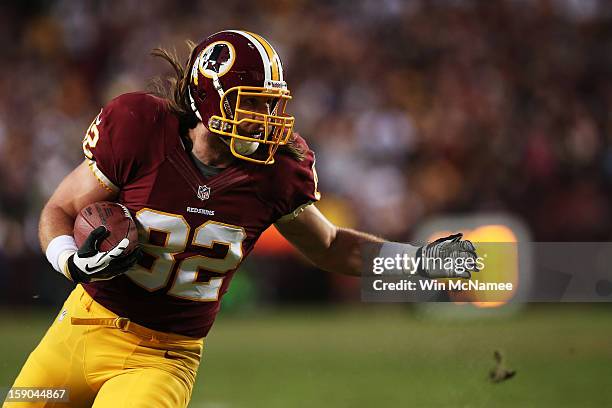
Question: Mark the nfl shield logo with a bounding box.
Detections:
[197,185,211,200]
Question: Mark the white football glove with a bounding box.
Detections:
[417,233,480,279]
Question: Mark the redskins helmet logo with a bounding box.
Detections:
[192,41,236,84]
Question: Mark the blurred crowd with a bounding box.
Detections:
[0,0,611,302]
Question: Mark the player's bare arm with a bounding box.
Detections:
[39,160,115,251]
[277,204,480,279]
[275,204,383,276]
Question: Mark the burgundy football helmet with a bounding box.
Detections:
[187,30,294,164]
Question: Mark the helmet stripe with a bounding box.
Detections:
[227,30,271,82]
[244,31,283,82]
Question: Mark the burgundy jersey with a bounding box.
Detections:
[81,92,319,338]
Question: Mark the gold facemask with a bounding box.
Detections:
[208,86,295,165]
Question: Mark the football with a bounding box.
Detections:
[74,201,138,253]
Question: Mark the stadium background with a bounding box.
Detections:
[1,0,611,406]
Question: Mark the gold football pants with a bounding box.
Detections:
[3,285,204,408]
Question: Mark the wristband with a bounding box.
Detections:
[45,235,78,274]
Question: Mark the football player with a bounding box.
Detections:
[5,30,478,407]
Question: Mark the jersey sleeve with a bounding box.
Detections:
[82,93,164,192]
[274,136,321,223]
